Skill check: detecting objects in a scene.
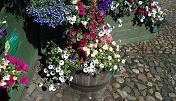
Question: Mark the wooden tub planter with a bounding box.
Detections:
[70,70,112,92]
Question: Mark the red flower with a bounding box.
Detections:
[79,8,86,16]
[91,13,96,20]
[20,75,29,85]
[77,2,83,8]
[91,33,96,38]
[66,45,72,49]
[139,8,145,15]
[6,75,15,86]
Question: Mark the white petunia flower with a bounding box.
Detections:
[109,47,113,52]
[112,41,116,46]
[81,21,88,26]
[98,31,105,37]
[116,45,120,51]
[59,76,66,83]
[69,76,73,81]
[140,19,144,22]
[114,54,120,58]
[55,66,61,73]
[49,84,56,91]
[83,68,88,73]
[108,56,112,60]
[75,6,78,10]
[57,47,62,53]
[59,70,64,76]
[84,63,88,68]
[90,62,95,68]
[50,71,56,76]
[59,60,64,66]
[113,65,118,70]
[138,1,143,5]
[2,21,7,24]
[63,54,69,60]
[121,59,126,64]
[48,65,54,69]
[102,44,108,50]
[118,23,122,27]
[44,68,49,73]
[0,81,6,86]
[146,6,149,11]
[3,60,9,66]
[38,83,43,87]
[3,75,10,81]
[46,73,50,77]
[93,59,99,64]
[117,19,123,23]
[99,64,104,68]
[71,0,78,4]
[148,12,152,16]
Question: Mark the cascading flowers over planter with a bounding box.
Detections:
[41,23,125,91]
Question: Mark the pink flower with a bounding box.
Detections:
[100,34,112,43]
[20,75,29,85]
[79,8,86,16]
[15,65,21,71]
[6,54,15,64]
[6,75,15,86]
[20,62,28,72]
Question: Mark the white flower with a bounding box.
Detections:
[48,65,54,69]
[57,47,62,53]
[121,59,126,64]
[63,54,69,60]
[55,66,61,73]
[59,76,66,83]
[146,6,149,11]
[71,0,78,4]
[69,76,73,81]
[116,45,120,51]
[109,47,113,52]
[90,62,95,67]
[96,39,99,43]
[142,16,145,19]
[91,54,96,57]
[38,83,43,87]
[114,54,120,58]
[102,44,108,50]
[50,71,56,76]
[59,60,64,66]
[46,73,50,77]
[75,6,78,10]
[93,50,98,55]
[84,63,88,68]
[140,19,144,22]
[117,19,123,23]
[138,1,143,5]
[148,12,152,16]
[118,23,122,27]
[98,31,105,37]
[0,81,6,86]
[49,84,56,91]
[107,28,113,34]
[3,75,10,81]
[99,64,104,68]
[83,68,88,73]
[112,41,116,46]
[3,60,9,66]
[93,59,99,64]
[113,65,118,70]
[44,68,49,73]
[81,21,88,26]
[2,21,7,24]
[108,56,112,60]
[59,70,64,76]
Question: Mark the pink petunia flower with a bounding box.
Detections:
[20,75,29,85]
[6,75,15,86]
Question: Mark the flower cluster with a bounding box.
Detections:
[0,53,29,90]
[26,0,73,28]
[133,1,165,25]
[97,0,113,16]
[64,0,105,47]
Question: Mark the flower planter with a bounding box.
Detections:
[70,70,112,92]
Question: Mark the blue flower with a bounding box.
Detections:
[69,54,75,60]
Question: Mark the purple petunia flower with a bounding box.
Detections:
[69,54,75,60]
[0,29,4,36]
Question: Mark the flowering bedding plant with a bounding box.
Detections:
[26,0,73,28]
[0,53,29,91]
[41,23,125,91]
[64,0,108,47]
[107,0,165,28]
